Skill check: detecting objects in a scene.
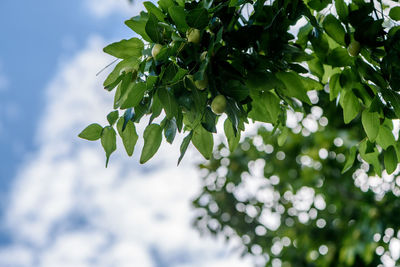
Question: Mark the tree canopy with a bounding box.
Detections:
[78,0,400,265]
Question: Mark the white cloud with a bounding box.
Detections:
[84,0,143,18]
[0,36,252,267]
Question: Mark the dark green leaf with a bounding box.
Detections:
[249,91,281,124]
[201,107,217,133]
[145,14,163,43]
[157,87,178,119]
[177,131,193,165]
[275,72,311,105]
[329,73,341,101]
[117,118,138,156]
[103,58,140,89]
[158,0,175,12]
[186,8,209,30]
[384,146,398,174]
[389,6,400,21]
[140,124,162,164]
[326,47,353,67]
[335,0,349,22]
[164,118,178,144]
[340,90,360,124]
[78,123,103,141]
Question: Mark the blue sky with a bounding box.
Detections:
[0,1,252,266]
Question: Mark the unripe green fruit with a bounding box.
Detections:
[211,95,227,115]
[152,44,163,58]
[186,28,201,44]
[347,40,361,57]
[194,75,208,90]
[200,51,207,61]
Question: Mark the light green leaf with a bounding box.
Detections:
[192,125,213,160]
[376,125,396,150]
[101,126,117,167]
[329,73,341,101]
[140,124,162,164]
[120,82,147,109]
[342,146,357,173]
[389,6,400,21]
[384,146,398,175]
[107,110,119,126]
[323,14,346,46]
[103,38,144,59]
[277,127,289,147]
[340,90,360,124]
[158,0,175,12]
[143,1,166,22]
[125,13,152,42]
[168,6,189,32]
[327,47,353,67]
[103,57,140,89]
[78,123,103,141]
[224,119,240,152]
[117,118,138,156]
[178,131,193,165]
[361,110,380,141]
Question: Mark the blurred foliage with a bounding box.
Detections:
[194,92,400,266]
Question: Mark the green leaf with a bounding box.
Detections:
[335,0,349,22]
[168,6,189,32]
[103,38,144,59]
[120,82,147,109]
[78,123,103,141]
[157,87,178,119]
[277,127,289,147]
[224,119,240,152]
[389,6,400,21]
[201,107,217,133]
[323,14,346,46]
[186,8,209,30]
[249,91,281,124]
[384,146,398,174]
[329,73,341,101]
[164,118,177,144]
[140,124,162,164]
[125,13,152,42]
[145,14,163,43]
[158,0,175,12]
[376,125,396,150]
[342,146,357,173]
[275,72,311,105]
[103,57,140,89]
[340,90,360,124]
[107,111,119,126]
[117,118,138,156]
[178,131,193,165]
[101,126,117,167]
[246,71,284,91]
[192,125,213,160]
[361,110,380,141]
[143,1,166,22]
[326,47,353,67]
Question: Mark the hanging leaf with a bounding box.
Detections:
[323,14,346,46]
[340,90,360,124]
[168,6,189,32]
[342,146,357,173]
[107,110,119,126]
[224,119,240,152]
[145,14,163,43]
[361,110,380,142]
[192,125,213,160]
[101,126,117,167]
[384,146,398,175]
[164,118,178,144]
[140,124,163,164]
[117,118,138,156]
[186,8,209,30]
[178,131,193,165]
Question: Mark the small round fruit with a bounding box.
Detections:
[347,40,361,57]
[194,75,208,90]
[200,51,207,61]
[152,44,163,58]
[186,28,201,44]
[211,95,227,115]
